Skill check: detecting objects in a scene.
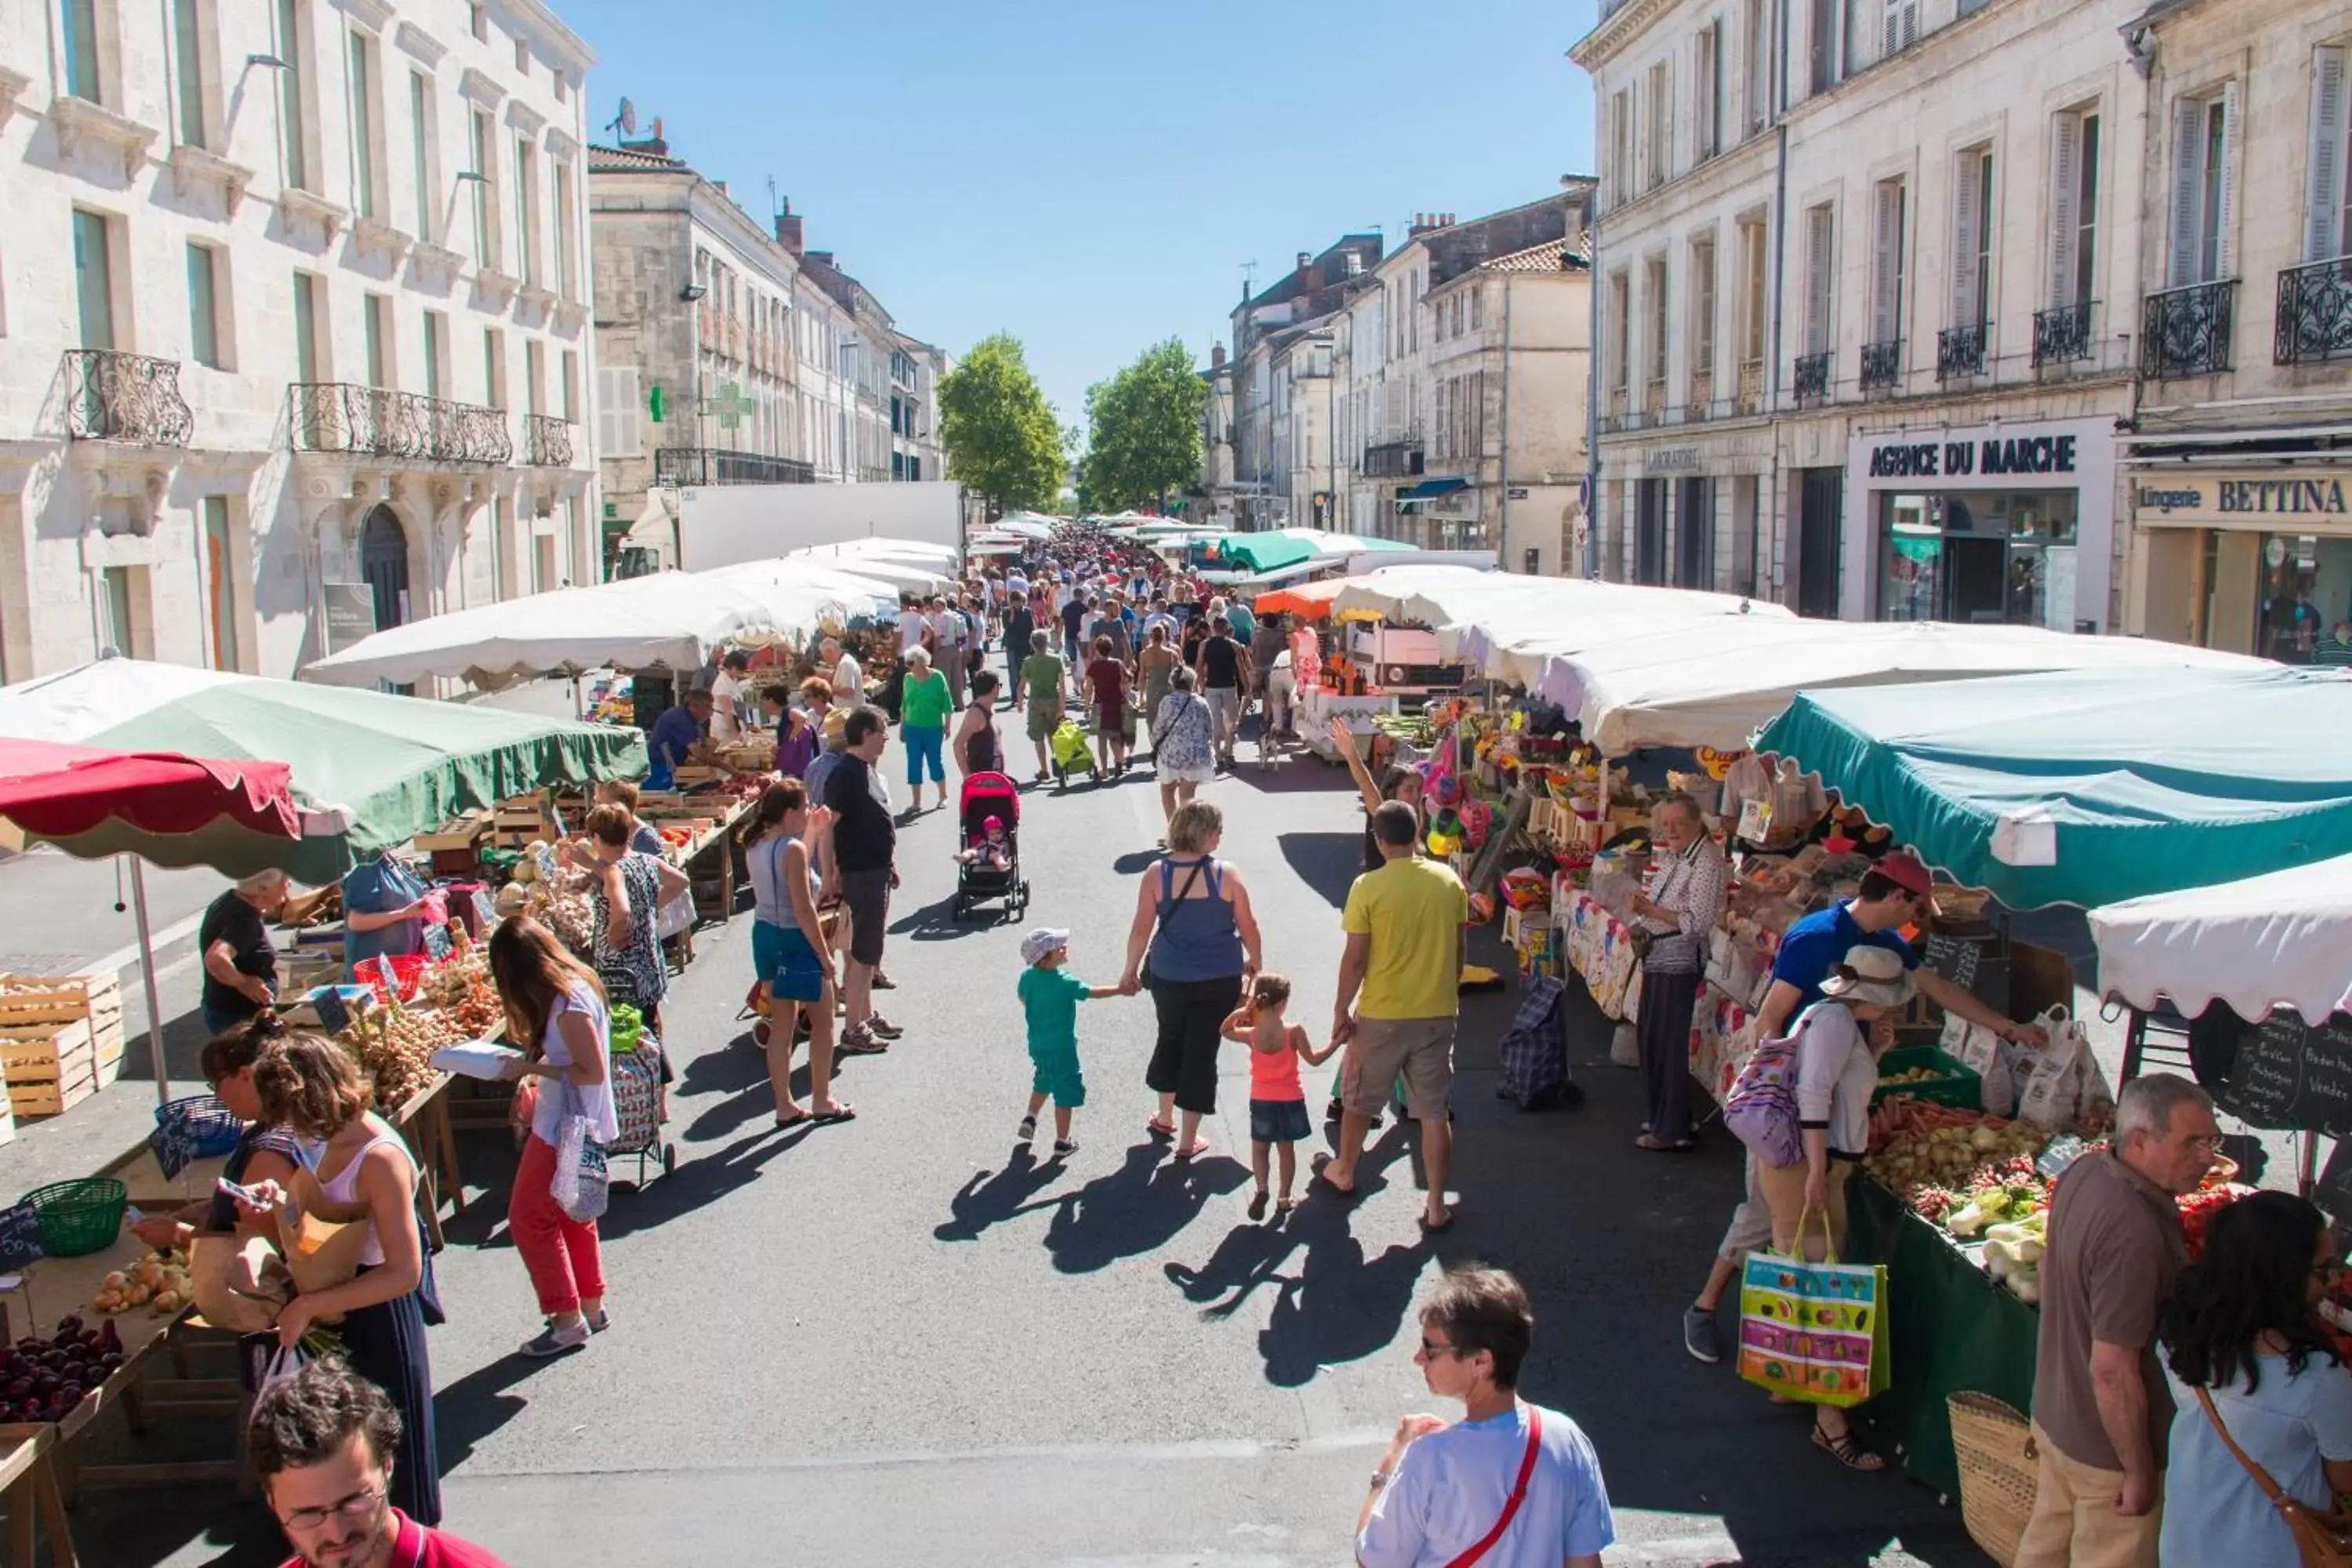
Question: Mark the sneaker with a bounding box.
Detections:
[1682,1306,1722,1365]
[521,1319,590,1359]
[839,1028,888,1056]
[866,1014,905,1040]
[1051,1138,1078,1158]
[1018,1114,1037,1143]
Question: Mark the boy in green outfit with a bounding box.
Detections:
[1016,927,1126,1159]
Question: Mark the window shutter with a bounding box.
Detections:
[1882,0,1898,60]
[1807,205,1833,354]
[2307,47,2347,263]
[599,365,641,460]
[2216,79,2241,278]
[1900,0,1919,49]
[1951,152,1982,328]
[2049,113,2082,306]
[2168,97,2203,288]
[1872,185,1900,342]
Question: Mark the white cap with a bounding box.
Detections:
[1020,927,1070,966]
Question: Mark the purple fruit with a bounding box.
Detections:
[31,1375,56,1398]
[5,1379,27,1400]
[96,1353,121,1374]
[55,1315,82,1337]
[94,1322,120,1355]
[56,1384,80,1404]
[41,1350,66,1372]
[13,1338,38,1356]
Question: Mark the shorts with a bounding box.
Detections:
[1027,701,1062,742]
[1249,1097,1312,1144]
[1717,1151,1773,1263]
[840,869,891,967]
[1342,1016,1455,1120]
[1029,1048,1085,1107]
[1203,687,1241,736]
[752,919,826,1005]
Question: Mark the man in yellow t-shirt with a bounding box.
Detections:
[1323,800,1468,1232]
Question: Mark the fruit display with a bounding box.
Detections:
[2176,1181,2257,1260]
[92,1248,191,1316]
[0,1316,125,1425]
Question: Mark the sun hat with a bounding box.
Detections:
[1818,945,1916,1009]
[1019,927,1071,965]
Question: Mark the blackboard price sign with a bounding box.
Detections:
[0,1203,45,1271]
[470,890,499,933]
[149,1105,201,1181]
[308,986,352,1037]
[1921,932,2010,1018]
[2220,1012,2352,1136]
[421,923,453,963]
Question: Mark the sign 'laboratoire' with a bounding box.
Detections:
[2129,470,2352,532]
[1866,432,2080,479]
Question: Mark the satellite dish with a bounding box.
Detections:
[618,96,637,134]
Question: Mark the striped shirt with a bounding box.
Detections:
[1637,837,1728,975]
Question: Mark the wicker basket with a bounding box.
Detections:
[1949,1391,2038,1566]
[24,1177,127,1258]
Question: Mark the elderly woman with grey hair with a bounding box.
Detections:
[200,869,292,1036]
[1626,792,1727,1152]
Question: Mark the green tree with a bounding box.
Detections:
[1080,339,1207,514]
[938,334,1065,517]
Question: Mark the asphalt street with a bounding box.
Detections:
[42,731,1992,1568]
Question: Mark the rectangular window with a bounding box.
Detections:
[1744,0,1768,134]
[1871,178,1907,347]
[1809,0,1836,94]
[1742,219,1769,364]
[62,0,100,100]
[1804,203,1834,355]
[2169,86,2239,285]
[348,30,377,220]
[363,294,388,387]
[1951,147,1992,328]
[1697,18,1723,162]
[469,108,494,267]
[2049,108,2101,307]
[1881,0,1919,57]
[524,338,543,416]
[72,209,114,350]
[482,328,503,407]
[100,566,139,658]
[202,496,237,671]
[561,349,577,420]
[513,136,537,285]
[513,34,527,73]
[173,0,207,145]
[2305,46,2348,261]
[553,162,577,296]
[275,0,307,190]
[186,243,221,368]
[1609,91,1632,205]
[468,2,485,42]
[292,271,320,381]
[1693,236,1718,378]
[423,310,445,398]
[1646,61,1670,188]
[408,71,434,241]
[1609,271,1631,393]
[1646,256,1669,384]
[1471,285,1483,330]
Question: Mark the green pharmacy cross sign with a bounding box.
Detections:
[709,382,752,431]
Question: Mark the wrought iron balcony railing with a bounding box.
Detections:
[1937,322,1990,381]
[288,383,512,463]
[652,447,815,487]
[1736,358,1764,415]
[64,350,194,446]
[524,414,573,467]
[2275,259,2352,367]
[1860,339,1903,392]
[2141,279,2237,379]
[1793,351,1831,402]
[2033,301,2094,368]
[1360,438,1425,480]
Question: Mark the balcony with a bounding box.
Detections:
[2140,279,2237,379]
[1361,437,1425,480]
[1643,376,1666,425]
[653,447,815,487]
[1736,358,1764,416]
[1859,339,1903,393]
[1792,351,1831,404]
[1937,322,1990,382]
[287,383,512,464]
[64,350,194,446]
[2276,259,2352,366]
[2033,301,2094,368]
[524,414,574,467]
[1688,366,1714,420]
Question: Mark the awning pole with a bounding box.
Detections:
[124,856,171,1110]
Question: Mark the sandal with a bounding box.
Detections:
[1635,1134,1697,1152]
[1145,1118,1176,1141]
[1173,1138,1210,1160]
[809,1103,858,1124]
[1812,1425,1886,1472]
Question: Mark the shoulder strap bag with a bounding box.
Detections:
[2196,1384,2352,1565]
[1443,1407,1544,1568]
[1138,857,1208,990]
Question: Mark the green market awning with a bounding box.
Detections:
[0,659,644,884]
[1398,477,1470,500]
[1751,666,2352,909]
[1206,530,1415,574]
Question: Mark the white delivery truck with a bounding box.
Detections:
[620,481,969,575]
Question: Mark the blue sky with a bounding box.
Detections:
[563,0,1600,425]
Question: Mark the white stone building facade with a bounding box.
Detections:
[1,0,597,681]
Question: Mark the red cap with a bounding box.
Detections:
[1875,848,1939,910]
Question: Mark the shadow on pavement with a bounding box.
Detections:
[1044,1140,1249,1275]
[590,1123,815,1243]
[934,1146,1068,1242]
[433,1347,545,1472]
[1274,830,1363,909]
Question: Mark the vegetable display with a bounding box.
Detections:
[335,1000,466,1109]
[91,1248,191,1316]
[0,1316,124,1425]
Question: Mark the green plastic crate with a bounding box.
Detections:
[1871,1046,1983,1110]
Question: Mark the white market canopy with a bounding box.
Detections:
[1334,565,1791,644]
[2088,853,2352,1025]
[786,536,960,572]
[988,515,1057,541]
[770,548,953,594]
[1537,617,2270,755]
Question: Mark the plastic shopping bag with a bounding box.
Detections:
[2017,1007,2092,1131]
[257,1343,310,1397]
[655,891,695,942]
[550,1087,610,1225]
[1737,1228,1890,1408]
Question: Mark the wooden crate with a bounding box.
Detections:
[489,791,555,849]
[0,971,121,1033]
[414,811,491,853]
[3,1014,126,1119]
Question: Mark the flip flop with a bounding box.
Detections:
[1418,1210,1457,1234]
[772,1109,813,1129]
[1145,1118,1176,1141]
[809,1104,858,1124]
[1311,1156,1360,1201]
[1635,1134,1697,1152]
[1174,1138,1210,1160]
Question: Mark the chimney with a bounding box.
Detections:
[714,180,728,198]
[1295,251,1312,278]
[1211,344,1227,368]
[806,250,834,267]
[774,198,803,256]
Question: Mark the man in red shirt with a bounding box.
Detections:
[254,1361,506,1568]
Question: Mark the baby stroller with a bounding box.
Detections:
[952,771,1030,921]
[1048,714,1098,788]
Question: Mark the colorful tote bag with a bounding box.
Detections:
[1736,1227,1890,1408]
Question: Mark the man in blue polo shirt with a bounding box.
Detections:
[644,690,709,791]
[1679,848,2047,1368]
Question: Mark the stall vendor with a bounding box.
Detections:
[708,650,752,746]
[343,851,434,979]
[200,869,292,1036]
[645,689,710,791]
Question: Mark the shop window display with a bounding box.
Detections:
[2251,535,2352,663]
[1876,492,2078,627]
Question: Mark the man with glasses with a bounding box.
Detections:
[2015,1073,2218,1568]
[1679,849,2047,1366]
[253,1360,506,1566]
[1357,1266,1613,1568]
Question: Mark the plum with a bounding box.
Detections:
[40,1350,66,1372]
[94,1321,120,1354]
[56,1384,81,1405]
[96,1353,122,1374]
[55,1315,82,1337]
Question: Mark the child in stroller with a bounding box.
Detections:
[952,774,1029,920]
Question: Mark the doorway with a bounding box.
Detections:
[1796,468,1843,617]
[1635,478,1668,584]
[359,505,410,629]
